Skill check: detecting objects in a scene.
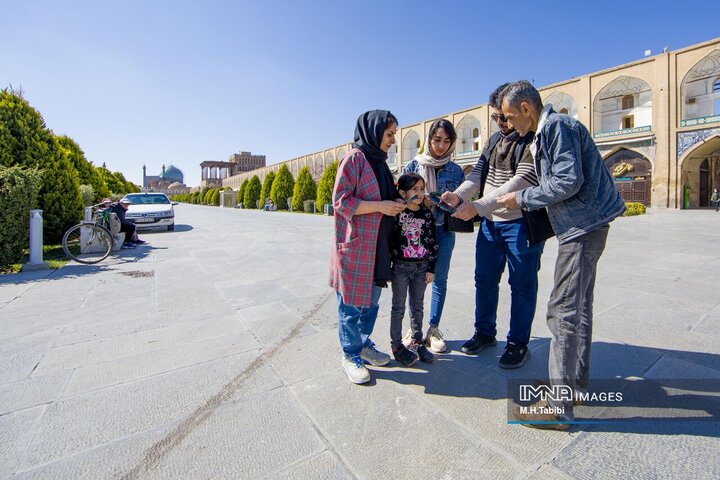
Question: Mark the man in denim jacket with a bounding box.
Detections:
[497,80,625,430]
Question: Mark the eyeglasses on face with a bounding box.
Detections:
[490,113,508,123]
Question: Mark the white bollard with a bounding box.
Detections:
[84,207,92,221]
[22,209,50,271]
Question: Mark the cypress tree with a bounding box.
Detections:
[316,160,338,209]
[291,166,317,211]
[259,170,276,207]
[238,179,249,206]
[244,175,261,209]
[270,164,294,210]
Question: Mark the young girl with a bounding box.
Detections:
[390,173,439,366]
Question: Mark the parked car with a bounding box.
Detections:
[121,193,177,231]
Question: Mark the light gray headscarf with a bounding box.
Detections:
[414,120,457,195]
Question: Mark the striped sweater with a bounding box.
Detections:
[456,131,538,222]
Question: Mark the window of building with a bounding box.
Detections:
[472,127,479,138]
[622,115,634,129]
[714,78,720,92]
[416,139,421,148]
[621,95,634,110]
[559,108,569,114]
[473,141,480,151]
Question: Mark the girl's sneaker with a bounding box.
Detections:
[392,343,418,367]
[410,341,435,363]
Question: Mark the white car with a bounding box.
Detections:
[121,193,177,231]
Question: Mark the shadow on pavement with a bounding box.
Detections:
[0,244,166,285]
[371,339,720,437]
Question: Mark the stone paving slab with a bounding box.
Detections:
[1,205,719,479]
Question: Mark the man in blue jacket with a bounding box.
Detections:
[497,80,625,430]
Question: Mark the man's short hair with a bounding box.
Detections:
[488,83,510,109]
[500,80,544,113]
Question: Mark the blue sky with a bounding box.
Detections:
[2,0,719,187]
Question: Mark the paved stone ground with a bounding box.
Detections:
[1,204,719,479]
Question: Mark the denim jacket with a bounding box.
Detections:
[518,107,626,243]
[403,158,465,226]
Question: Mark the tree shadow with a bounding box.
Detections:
[0,244,166,285]
[370,338,720,437]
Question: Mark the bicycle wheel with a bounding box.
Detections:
[62,223,113,264]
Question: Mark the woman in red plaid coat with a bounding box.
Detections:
[330,110,406,384]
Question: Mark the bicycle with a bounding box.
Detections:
[61,204,115,264]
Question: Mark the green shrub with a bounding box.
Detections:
[316,161,338,209]
[210,189,220,206]
[0,88,84,242]
[244,175,261,209]
[292,166,316,211]
[0,166,42,269]
[238,179,249,205]
[270,164,294,210]
[198,186,209,204]
[260,171,276,207]
[624,202,646,216]
[79,184,95,206]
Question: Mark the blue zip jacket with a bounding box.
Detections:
[403,158,465,226]
[518,108,625,243]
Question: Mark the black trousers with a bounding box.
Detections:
[120,222,136,242]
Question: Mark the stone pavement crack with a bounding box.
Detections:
[119,290,334,480]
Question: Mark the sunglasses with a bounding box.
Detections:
[490,113,508,123]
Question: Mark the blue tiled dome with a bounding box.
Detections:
[160,165,184,183]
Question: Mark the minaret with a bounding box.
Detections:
[162,164,166,177]
[142,165,147,188]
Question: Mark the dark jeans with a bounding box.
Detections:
[547,225,609,421]
[120,221,136,243]
[474,218,544,346]
[390,260,429,344]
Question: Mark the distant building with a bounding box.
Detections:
[201,151,266,188]
[142,164,190,194]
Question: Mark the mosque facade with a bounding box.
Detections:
[142,164,191,195]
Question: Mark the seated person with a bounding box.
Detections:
[263,198,275,211]
[107,198,146,248]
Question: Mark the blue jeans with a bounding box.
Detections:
[474,218,544,345]
[337,285,382,360]
[429,223,456,327]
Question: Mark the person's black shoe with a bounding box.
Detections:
[499,342,530,369]
[413,342,435,363]
[133,239,147,245]
[392,343,418,367]
[461,331,497,355]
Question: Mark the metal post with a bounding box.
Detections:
[22,209,50,271]
[84,207,92,221]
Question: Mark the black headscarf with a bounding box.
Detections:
[352,110,398,286]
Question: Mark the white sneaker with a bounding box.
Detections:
[425,326,447,353]
[402,328,413,348]
[341,355,370,384]
[360,343,391,366]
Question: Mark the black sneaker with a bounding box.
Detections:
[392,343,418,367]
[411,341,435,363]
[461,331,497,355]
[499,342,530,369]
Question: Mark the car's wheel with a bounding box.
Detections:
[167,224,175,231]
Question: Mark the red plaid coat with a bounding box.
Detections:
[328,148,383,307]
